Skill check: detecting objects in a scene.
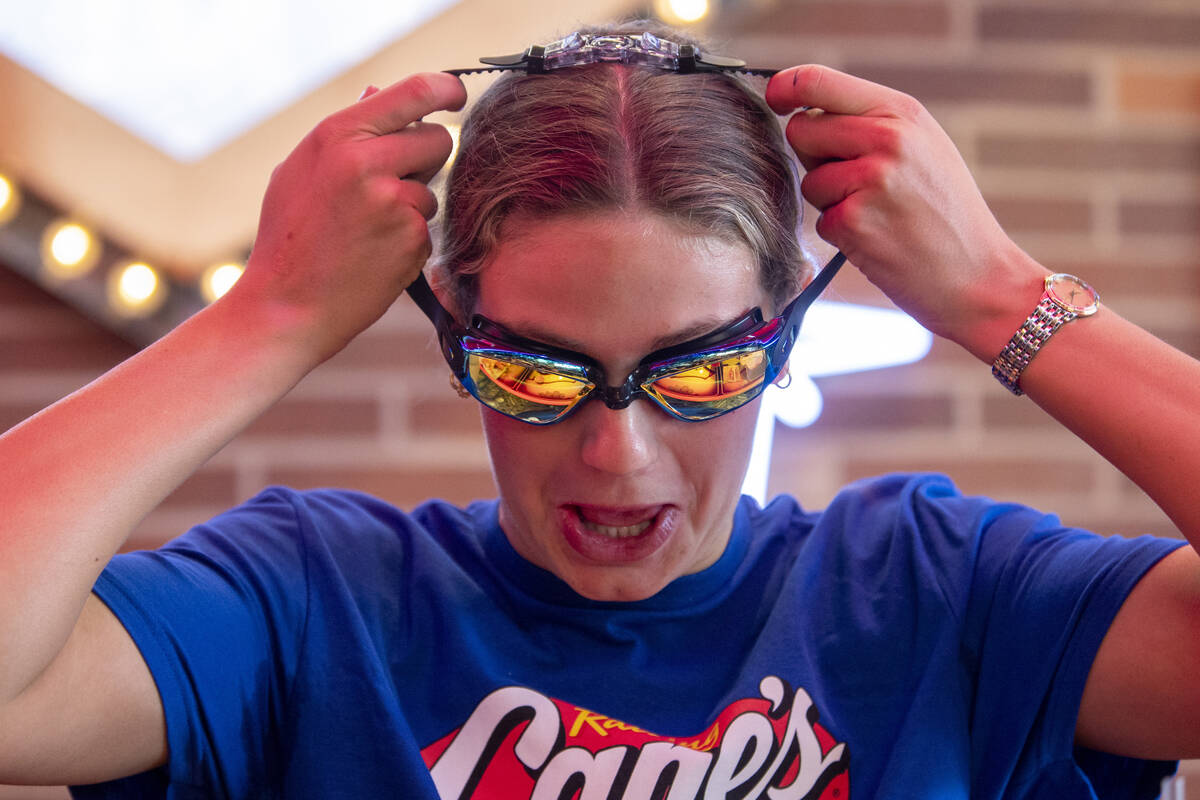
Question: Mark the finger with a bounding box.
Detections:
[358,85,380,101]
[813,194,868,251]
[390,180,439,221]
[351,72,467,135]
[796,154,832,174]
[766,64,902,118]
[786,111,902,164]
[363,121,456,184]
[799,158,876,211]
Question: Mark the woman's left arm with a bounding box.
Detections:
[766,65,1200,759]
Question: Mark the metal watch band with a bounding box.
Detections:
[991,297,1077,396]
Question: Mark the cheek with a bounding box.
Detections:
[479,410,562,483]
[693,405,761,480]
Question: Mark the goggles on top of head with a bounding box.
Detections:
[444,31,779,78]
[405,252,844,425]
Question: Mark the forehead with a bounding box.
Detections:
[474,211,767,356]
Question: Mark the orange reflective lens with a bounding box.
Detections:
[651,351,766,400]
[467,354,593,423]
[644,350,768,419]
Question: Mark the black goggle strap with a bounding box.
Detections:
[406,272,469,374]
[406,272,606,383]
[768,250,846,372]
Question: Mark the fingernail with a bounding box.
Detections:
[358,85,379,101]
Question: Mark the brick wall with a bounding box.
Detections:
[2,0,1199,794]
[717,0,1200,543]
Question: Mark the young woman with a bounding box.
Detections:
[1,24,1198,799]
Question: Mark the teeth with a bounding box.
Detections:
[580,519,652,539]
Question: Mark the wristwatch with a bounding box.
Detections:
[991,273,1100,395]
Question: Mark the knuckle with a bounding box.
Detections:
[403,74,438,109]
[860,155,891,189]
[873,121,906,158]
[310,116,342,147]
[799,170,826,206]
[818,198,861,244]
[336,145,372,183]
[814,211,835,243]
[396,208,432,254]
[890,91,925,121]
[364,177,402,214]
[388,184,436,226]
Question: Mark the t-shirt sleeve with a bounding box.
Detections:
[923,476,1186,795]
[72,487,311,797]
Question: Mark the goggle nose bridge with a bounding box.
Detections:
[593,377,640,410]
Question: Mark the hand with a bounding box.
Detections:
[765,65,1045,360]
[231,72,467,364]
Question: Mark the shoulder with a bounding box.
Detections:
[747,473,1081,617]
[208,485,489,543]
[150,487,497,584]
[769,471,1033,545]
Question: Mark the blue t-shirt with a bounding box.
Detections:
[74,473,1182,799]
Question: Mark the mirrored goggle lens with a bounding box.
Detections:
[466,353,593,424]
[644,349,769,420]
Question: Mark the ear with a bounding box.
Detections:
[426,264,466,324]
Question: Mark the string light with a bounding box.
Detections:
[654,0,710,25]
[40,219,101,281]
[0,173,21,226]
[200,261,244,302]
[107,260,167,317]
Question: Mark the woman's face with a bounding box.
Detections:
[473,210,772,602]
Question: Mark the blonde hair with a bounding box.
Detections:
[437,22,811,317]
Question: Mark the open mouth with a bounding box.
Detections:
[578,517,653,539]
[557,503,676,563]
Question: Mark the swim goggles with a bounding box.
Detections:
[422,33,829,425]
[444,31,779,77]
[405,252,844,425]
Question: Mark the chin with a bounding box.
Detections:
[563,568,670,603]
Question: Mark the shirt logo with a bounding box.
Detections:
[422,675,849,799]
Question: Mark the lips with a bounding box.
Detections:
[557,503,678,563]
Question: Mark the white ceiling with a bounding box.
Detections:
[0,0,461,162]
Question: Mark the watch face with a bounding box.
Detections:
[1045,273,1100,315]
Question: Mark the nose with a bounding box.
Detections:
[577,396,659,476]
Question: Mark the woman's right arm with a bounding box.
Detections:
[0,72,465,784]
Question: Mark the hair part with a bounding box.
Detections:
[435,22,812,319]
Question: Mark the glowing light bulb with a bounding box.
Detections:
[201,261,244,303]
[107,261,167,317]
[655,0,709,24]
[40,220,101,281]
[119,263,158,302]
[0,174,20,226]
[52,225,90,265]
